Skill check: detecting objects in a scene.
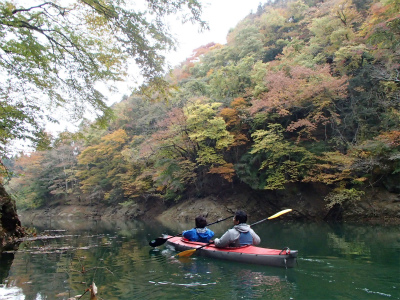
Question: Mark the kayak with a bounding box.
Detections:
[165,236,298,268]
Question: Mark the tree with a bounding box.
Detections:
[77,129,130,203]
[133,99,235,198]
[0,0,206,156]
[250,64,348,144]
[5,152,46,209]
[236,124,315,190]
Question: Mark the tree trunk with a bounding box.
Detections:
[0,184,25,252]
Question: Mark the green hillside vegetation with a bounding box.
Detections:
[5,0,400,215]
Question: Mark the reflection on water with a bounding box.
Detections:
[0,253,14,283]
[0,216,399,300]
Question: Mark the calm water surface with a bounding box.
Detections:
[0,215,399,300]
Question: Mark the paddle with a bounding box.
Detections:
[148,215,234,247]
[176,208,293,258]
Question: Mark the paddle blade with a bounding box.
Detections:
[149,237,167,247]
[176,249,197,258]
[267,209,293,220]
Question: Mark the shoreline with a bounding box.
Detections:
[17,193,400,227]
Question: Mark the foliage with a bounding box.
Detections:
[0,0,205,156]
[5,152,45,209]
[351,131,400,187]
[237,124,315,190]
[134,99,235,197]
[304,151,357,185]
[5,0,400,210]
[5,134,82,209]
[324,186,364,209]
[77,129,130,203]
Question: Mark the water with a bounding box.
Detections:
[0,216,399,300]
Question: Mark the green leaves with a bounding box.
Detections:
[240,124,315,190]
[185,101,234,165]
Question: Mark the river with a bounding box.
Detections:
[0,215,399,300]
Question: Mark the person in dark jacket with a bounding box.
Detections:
[214,210,260,248]
[183,215,215,243]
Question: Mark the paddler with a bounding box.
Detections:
[214,210,260,248]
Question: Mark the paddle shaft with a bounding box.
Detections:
[149,215,233,247]
[176,209,293,257]
[205,215,234,226]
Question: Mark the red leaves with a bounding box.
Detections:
[208,163,235,182]
[249,65,348,141]
[250,65,348,116]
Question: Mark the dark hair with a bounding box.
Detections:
[234,210,247,224]
[195,216,207,228]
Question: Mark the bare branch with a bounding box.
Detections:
[12,2,65,16]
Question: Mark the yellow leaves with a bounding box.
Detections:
[248,124,315,190]
[185,101,234,151]
[96,51,125,72]
[101,129,128,144]
[377,131,400,147]
[210,43,224,51]
[84,12,110,31]
[77,129,130,195]
[79,129,128,163]
[259,7,286,28]
[324,186,364,209]
[304,151,355,185]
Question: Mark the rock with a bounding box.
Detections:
[0,184,25,252]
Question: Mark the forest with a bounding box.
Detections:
[2,0,400,219]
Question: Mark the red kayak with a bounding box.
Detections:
[166,236,298,268]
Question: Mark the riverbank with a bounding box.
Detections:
[18,184,400,226]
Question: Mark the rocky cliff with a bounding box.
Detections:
[0,185,24,252]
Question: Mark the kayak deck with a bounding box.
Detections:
[166,236,298,268]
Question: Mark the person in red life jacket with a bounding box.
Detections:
[182,215,215,243]
[214,210,260,248]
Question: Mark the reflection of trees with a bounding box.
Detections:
[327,233,371,256]
[327,224,400,265]
[6,249,70,300]
[0,252,14,283]
[3,220,145,298]
[3,218,173,299]
[3,220,399,299]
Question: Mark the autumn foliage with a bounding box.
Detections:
[5,0,400,211]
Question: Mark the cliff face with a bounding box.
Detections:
[17,183,400,226]
[0,184,24,252]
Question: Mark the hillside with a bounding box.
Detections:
[5,0,400,224]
